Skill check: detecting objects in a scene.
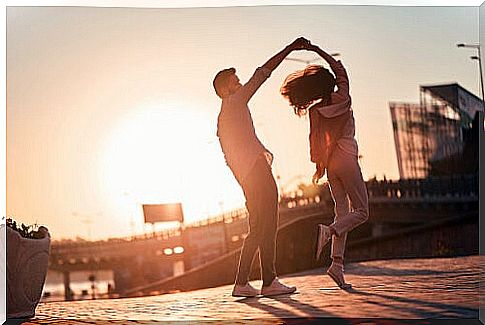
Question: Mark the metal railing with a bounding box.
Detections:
[51,173,477,250]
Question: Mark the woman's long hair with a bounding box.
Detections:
[280,65,336,116]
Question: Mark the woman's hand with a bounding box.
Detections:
[306,42,319,52]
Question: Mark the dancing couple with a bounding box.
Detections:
[213,37,369,297]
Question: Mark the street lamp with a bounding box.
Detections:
[73,211,99,300]
[457,43,484,107]
[123,191,137,237]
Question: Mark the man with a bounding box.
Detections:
[213,37,309,297]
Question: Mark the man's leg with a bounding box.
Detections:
[235,165,262,286]
[234,220,261,285]
[256,159,296,296]
[257,162,278,287]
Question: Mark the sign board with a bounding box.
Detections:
[142,203,184,224]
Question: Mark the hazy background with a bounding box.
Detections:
[6,4,479,240]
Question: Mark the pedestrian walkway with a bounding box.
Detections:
[18,255,484,324]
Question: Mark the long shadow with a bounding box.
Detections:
[345,287,478,318]
[235,292,342,322]
[344,264,462,277]
[277,268,326,279]
[235,293,465,325]
[340,289,441,319]
[266,293,338,318]
[275,263,461,280]
[272,288,438,318]
[236,295,304,320]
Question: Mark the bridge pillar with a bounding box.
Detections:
[63,271,73,301]
[181,227,191,271]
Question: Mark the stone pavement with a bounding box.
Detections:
[14,255,485,324]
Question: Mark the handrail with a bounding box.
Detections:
[51,173,477,249]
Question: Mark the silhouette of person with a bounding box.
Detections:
[213,38,310,297]
[280,41,369,289]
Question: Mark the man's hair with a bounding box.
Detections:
[280,65,336,116]
[213,68,236,98]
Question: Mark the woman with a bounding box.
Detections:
[280,42,369,289]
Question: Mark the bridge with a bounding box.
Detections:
[47,173,478,300]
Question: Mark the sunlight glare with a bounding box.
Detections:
[99,101,244,232]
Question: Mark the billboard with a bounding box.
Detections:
[142,203,184,224]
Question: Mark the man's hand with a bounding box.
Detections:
[312,163,325,185]
[288,37,311,51]
[312,171,321,186]
[260,38,312,80]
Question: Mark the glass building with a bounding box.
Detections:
[390,83,482,179]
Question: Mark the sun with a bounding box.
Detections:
[99,101,244,232]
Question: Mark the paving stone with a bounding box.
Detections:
[16,255,483,324]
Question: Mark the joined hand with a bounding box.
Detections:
[290,37,311,51]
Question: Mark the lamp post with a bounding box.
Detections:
[123,191,137,237]
[457,43,484,107]
[73,211,98,300]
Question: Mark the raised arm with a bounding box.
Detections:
[262,37,310,71]
[237,37,310,103]
[308,44,338,66]
[307,43,349,97]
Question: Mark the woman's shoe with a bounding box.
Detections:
[327,263,352,290]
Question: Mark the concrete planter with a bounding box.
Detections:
[7,225,50,319]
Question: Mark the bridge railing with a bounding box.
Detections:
[366,173,478,199]
[279,173,478,204]
[185,207,248,229]
[50,207,251,250]
[51,173,477,249]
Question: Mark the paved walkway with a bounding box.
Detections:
[17,255,484,324]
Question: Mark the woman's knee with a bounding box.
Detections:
[334,202,350,218]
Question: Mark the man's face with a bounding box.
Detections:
[226,73,242,94]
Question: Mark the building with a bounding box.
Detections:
[390,83,482,179]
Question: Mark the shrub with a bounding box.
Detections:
[4,217,46,239]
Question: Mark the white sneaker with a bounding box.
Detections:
[315,224,331,260]
[261,278,296,297]
[232,283,260,297]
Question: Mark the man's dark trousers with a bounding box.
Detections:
[235,155,278,287]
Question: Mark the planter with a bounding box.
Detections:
[7,225,50,319]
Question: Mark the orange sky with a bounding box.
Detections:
[6,4,480,240]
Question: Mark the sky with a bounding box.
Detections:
[6,3,480,240]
